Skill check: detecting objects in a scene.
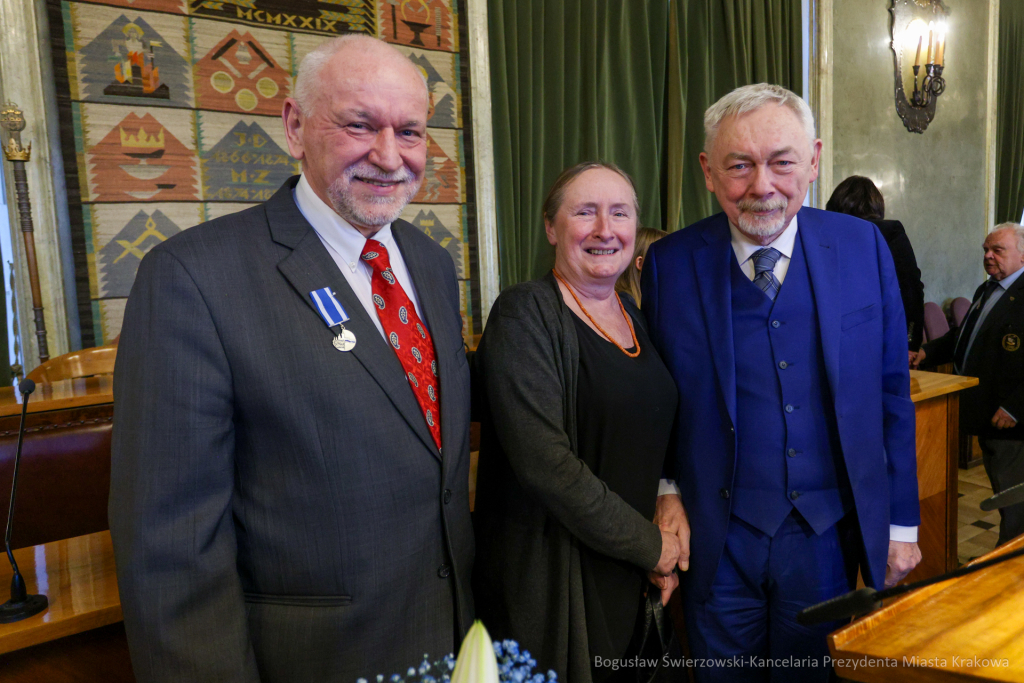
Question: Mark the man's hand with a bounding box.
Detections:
[884,541,922,588]
[910,348,925,368]
[648,569,679,606]
[992,407,1018,430]
[654,528,681,576]
[654,493,691,571]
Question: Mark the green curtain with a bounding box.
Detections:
[997,0,1024,224]
[667,0,803,231]
[487,0,670,287]
[486,0,802,287]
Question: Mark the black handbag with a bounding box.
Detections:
[627,582,673,683]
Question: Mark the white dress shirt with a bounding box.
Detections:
[659,215,917,543]
[729,214,800,284]
[293,174,423,340]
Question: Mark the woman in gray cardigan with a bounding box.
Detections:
[472,162,683,682]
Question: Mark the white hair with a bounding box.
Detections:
[990,222,1024,252]
[703,83,817,154]
[293,34,427,116]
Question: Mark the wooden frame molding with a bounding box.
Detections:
[807,0,833,209]
[465,0,500,327]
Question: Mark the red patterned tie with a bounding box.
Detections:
[360,238,442,451]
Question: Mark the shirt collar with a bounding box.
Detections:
[293,173,394,270]
[729,214,799,266]
[994,264,1024,291]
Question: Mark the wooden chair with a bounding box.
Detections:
[27,344,117,384]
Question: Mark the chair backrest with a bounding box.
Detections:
[951,297,972,328]
[26,344,117,384]
[0,406,112,549]
[923,301,950,341]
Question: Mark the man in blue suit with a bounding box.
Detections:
[642,84,921,681]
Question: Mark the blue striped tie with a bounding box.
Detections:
[752,248,782,301]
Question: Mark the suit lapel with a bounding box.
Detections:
[392,220,460,457]
[800,210,842,398]
[975,273,1024,342]
[267,180,441,460]
[694,218,737,427]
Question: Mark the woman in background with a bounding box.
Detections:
[615,227,667,307]
[827,175,926,353]
[472,162,683,682]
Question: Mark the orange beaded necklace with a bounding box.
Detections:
[553,270,640,358]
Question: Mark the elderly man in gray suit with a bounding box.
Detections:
[109,35,473,682]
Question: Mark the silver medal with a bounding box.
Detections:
[332,328,357,352]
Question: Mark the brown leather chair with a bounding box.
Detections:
[27,344,117,384]
[0,404,113,550]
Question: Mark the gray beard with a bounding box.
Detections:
[326,174,422,230]
[737,211,787,238]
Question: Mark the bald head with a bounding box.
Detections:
[294,35,428,117]
[281,35,430,237]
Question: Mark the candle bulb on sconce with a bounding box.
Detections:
[891,0,950,133]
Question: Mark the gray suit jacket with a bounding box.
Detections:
[110,176,474,683]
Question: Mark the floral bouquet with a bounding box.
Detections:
[359,622,557,683]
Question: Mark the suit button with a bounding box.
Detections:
[788,448,797,457]
[720,488,730,499]
[779,361,788,369]
[790,491,800,501]
[772,320,781,328]
[438,564,451,578]
[785,404,794,413]
[443,489,452,504]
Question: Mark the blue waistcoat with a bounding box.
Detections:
[730,232,853,537]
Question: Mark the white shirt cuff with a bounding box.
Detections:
[889,524,918,543]
[1001,407,1018,423]
[658,479,681,497]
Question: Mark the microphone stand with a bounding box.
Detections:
[0,379,47,623]
[798,543,1024,625]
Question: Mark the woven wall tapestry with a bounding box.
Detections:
[47,0,480,347]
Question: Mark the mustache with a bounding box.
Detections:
[345,163,416,184]
[737,198,788,214]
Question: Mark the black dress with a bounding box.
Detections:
[570,308,678,679]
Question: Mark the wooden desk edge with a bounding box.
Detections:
[909,371,979,403]
[0,393,114,418]
[0,531,123,655]
[828,536,1024,682]
[0,605,123,655]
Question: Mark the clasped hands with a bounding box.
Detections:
[649,493,690,606]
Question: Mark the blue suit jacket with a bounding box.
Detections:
[641,207,920,600]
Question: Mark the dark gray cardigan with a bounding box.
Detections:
[471,272,663,682]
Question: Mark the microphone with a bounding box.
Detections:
[0,379,48,623]
[798,542,1024,625]
[980,480,1024,511]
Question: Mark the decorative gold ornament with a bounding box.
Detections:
[0,103,31,162]
[3,136,30,162]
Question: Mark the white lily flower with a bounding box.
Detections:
[451,621,500,683]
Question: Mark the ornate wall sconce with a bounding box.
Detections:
[890,0,950,133]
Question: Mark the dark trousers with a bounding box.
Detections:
[682,512,858,683]
[979,437,1024,546]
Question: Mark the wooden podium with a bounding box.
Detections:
[907,371,978,582]
[829,533,1024,682]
